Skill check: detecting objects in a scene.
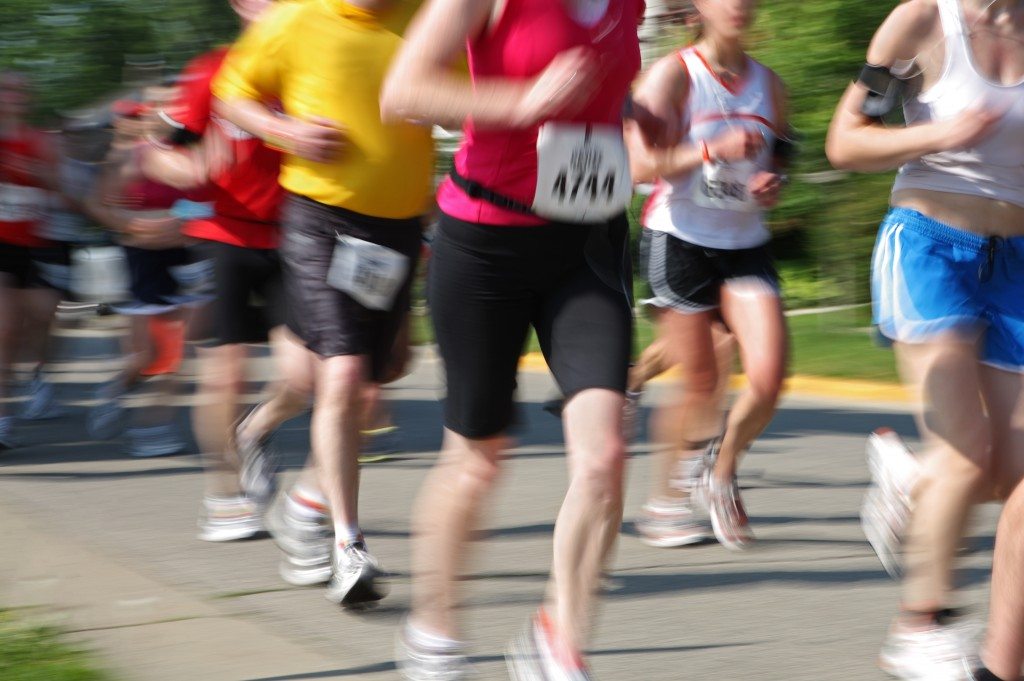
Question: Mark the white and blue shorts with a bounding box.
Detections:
[872,207,1024,372]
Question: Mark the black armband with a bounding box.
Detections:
[772,132,798,164]
[858,63,907,120]
[166,126,202,147]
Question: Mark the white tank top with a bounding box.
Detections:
[893,0,1024,207]
[643,46,777,250]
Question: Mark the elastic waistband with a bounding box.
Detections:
[884,207,1024,252]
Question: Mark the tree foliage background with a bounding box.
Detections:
[2,0,899,307]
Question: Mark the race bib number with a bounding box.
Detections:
[326,235,410,311]
[692,160,758,212]
[0,183,47,222]
[532,123,632,223]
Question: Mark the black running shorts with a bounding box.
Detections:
[640,230,779,313]
[429,212,633,439]
[123,245,194,306]
[0,242,72,297]
[191,240,284,346]
[281,193,422,382]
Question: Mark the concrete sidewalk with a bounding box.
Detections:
[0,337,998,680]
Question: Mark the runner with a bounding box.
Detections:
[826,0,1024,677]
[627,0,791,550]
[634,327,736,548]
[212,0,434,605]
[0,71,66,449]
[142,0,308,542]
[85,94,197,458]
[382,0,666,676]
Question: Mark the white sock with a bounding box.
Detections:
[287,489,328,520]
[335,523,362,545]
[406,621,463,652]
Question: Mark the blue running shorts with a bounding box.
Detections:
[872,207,1024,372]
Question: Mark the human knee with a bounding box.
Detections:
[745,362,785,405]
[318,356,366,403]
[456,452,503,498]
[929,426,993,489]
[684,366,719,400]
[573,439,627,499]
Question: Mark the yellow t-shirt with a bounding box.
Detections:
[213,0,433,219]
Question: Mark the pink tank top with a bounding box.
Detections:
[437,0,645,226]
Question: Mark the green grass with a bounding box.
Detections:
[787,307,898,382]
[0,610,110,681]
[413,305,898,383]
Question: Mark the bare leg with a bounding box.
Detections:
[410,429,506,638]
[311,354,367,538]
[193,342,248,497]
[236,326,315,442]
[713,284,787,483]
[545,388,627,653]
[897,339,990,615]
[981,478,1024,680]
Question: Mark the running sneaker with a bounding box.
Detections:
[671,443,716,497]
[265,493,333,586]
[19,372,65,421]
[862,428,920,579]
[396,621,473,680]
[622,390,642,441]
[636,501,709,548]
[879,623,977,681]
[325,539,388,608]
[360,425,402,463]
[235,407,279,507]
[87,380,126,440]
[702,472,754,550]
[507,610,592,681]
[126,424,188,458]
[197,495,264,542]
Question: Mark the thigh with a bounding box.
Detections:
[209,242,275,346]
[719,279,786,392]
[429,216,532,439]
[280,196,345,357]
[536,257,632,398]
[896,338,990,465]
[981,365,1024,498]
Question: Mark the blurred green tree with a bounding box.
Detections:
[0,0,237,121]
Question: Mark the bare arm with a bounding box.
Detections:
[625,53,699,184]
[381,0,598,129]
[825,0,998,172]
[626,52,765,184]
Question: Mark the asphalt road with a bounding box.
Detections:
[0,320,1000,680]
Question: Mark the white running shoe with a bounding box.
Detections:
[879,623,977,681]
[19,373,65,421]
[396,622,474,680]
[636,501,709,548]
[862,428,920,579]
[265,493,333,586]
[701,471,754,551]
[325,539,387,608]
[506,612,593,681]
[126,424,187,458]
[197,495,264,542]
[235,407,278,507]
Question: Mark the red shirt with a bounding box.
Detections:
[0,126,53,247]
[166,47,282,249]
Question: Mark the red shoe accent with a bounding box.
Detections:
[537,609,586,671]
